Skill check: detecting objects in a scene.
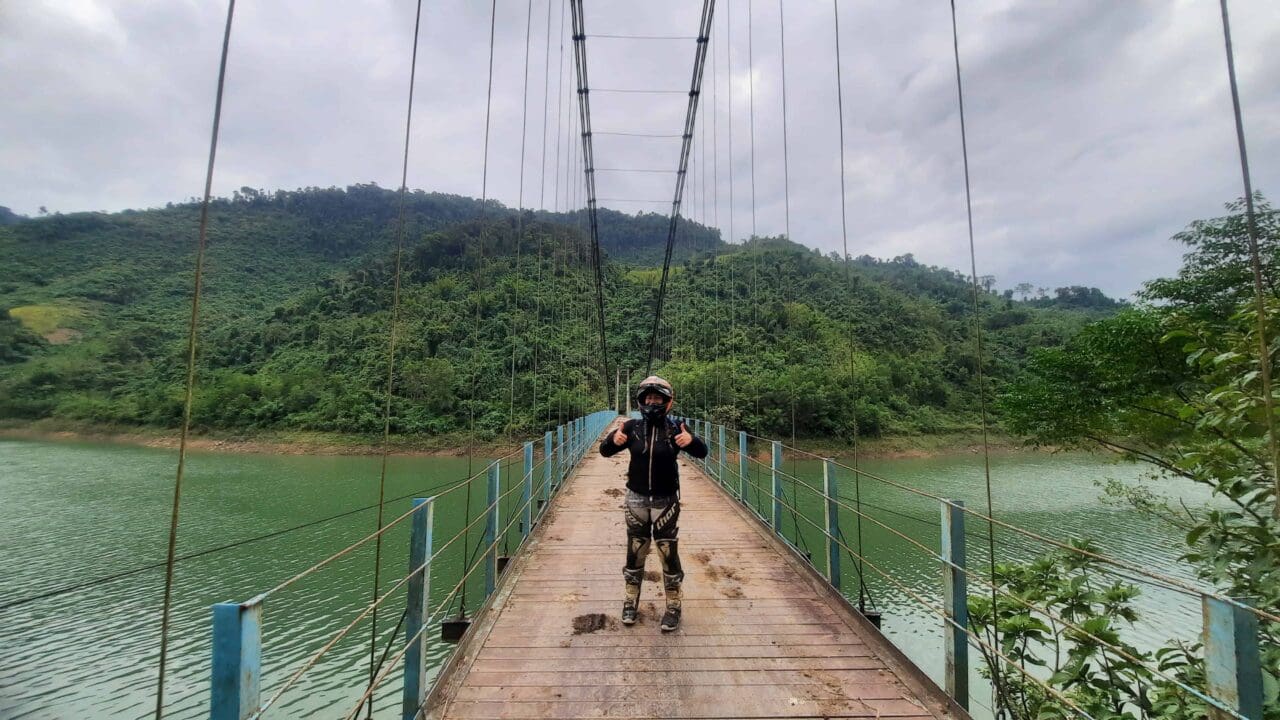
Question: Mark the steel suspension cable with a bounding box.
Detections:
[777,0,791,241]
[1219,0,1280,520]
[747,0,757,238]
[154,2,235,716]
[758,437,1280,623]
[830,0,870,617]
[947,1,1004,710]
[726,1,737,416]
[508,0,535,433]
[539,0,553,211]
[553,0,567,214]
[567,0,612,401]
[1,471,478,614]
[711,18,723,412]
[743,462,1240,719]
[364,2,426,713]
[261,461,531,717]
[552,0,568,425]
[531,0,555,425]
[746,0,761,430]
[755,461,1250,720]
[644,0,717,374]
[341,472,559,720]
[462,0,501,615]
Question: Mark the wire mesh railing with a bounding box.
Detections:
[207,409,616,720]
[682,418,1271,720]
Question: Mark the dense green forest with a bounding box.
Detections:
[0,184,1119,441]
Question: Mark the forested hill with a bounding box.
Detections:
[0,185,1120,440]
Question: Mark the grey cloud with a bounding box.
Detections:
[1,0,1276,298]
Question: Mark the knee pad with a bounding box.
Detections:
[624,535,651,576]
[655,539,684,584]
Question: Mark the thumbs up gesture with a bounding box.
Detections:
[612,428,629,446]
[674,422,693,448]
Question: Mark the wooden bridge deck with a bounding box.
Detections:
[426,423,962,720]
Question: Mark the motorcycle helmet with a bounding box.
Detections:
[634,375,674,421]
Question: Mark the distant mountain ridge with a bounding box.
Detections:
[0,184,1120,439]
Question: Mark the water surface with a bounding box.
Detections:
[0,438,1215,718]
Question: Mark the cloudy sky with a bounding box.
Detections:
[2,1,1277,298]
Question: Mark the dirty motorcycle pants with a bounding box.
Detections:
[622,490,683,608]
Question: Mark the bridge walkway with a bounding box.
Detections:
[425,421,962,720]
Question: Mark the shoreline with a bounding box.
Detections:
[0,421,1040,460]
[0,422,520,458]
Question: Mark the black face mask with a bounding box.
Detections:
[640,401,667,421]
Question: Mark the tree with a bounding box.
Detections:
[1142,193,1279,319]
[998,197,1279,719]
[1014,282,1035,301]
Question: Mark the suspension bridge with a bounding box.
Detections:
[4,0,1272,719]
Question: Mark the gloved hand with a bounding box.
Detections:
[673,422,693,448]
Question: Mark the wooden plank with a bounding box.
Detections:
[452,682,911,702]
[490,616,852,633]
[445,698,933,719]
[461,668,894,687]
[425,427,961,720]
[483,633,869,648]
[476,644,877,660]
[467,656,888,673]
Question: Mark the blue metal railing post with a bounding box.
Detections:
[718,425,726,484]
[542,430,553,509]
[522,441,534,539]
[702,420,710,470]
[771,441,783,532]
[823,459,840,588]
[941,499,969,710]
[696,420,705,467]
[402,497,435,720]
[1203,595,1263,720]
[738,431,748,500]
[704,421,712,473]
[556,425,565,485]
[484,462,500,595]
[210,599,262,720]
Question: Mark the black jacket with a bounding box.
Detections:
[599,417,708,497]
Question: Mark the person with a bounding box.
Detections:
[599,375,707,631]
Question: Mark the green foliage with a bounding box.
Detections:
[0,185,1109,441]
[998,196,1280,719]
[1142,194,1280,319]
[970,545,1209,720]
[649,239,1099,437]
[0,310,43,365]
[971,542,1279,720]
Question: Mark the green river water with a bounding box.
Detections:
[0,436,1217,719]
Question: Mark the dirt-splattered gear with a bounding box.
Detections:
[660,604,681,632]
[621,490,684,625]
[600,417,707,497]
